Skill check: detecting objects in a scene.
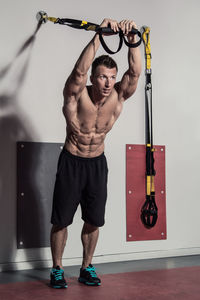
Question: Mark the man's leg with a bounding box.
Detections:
[50,224,68,269]
[81,222,99,269]
[79,222,101,286]
[50,225,68,288]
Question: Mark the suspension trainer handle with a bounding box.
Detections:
[97,27,142,52]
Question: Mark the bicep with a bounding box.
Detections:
[115,70,139,101]
[63,68,88,100]
[62,95,78,120]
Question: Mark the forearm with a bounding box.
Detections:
[64,33,100,97]
[128,36,142,77]
[116,20,142,100]
[119,20,142,78]
[73,34,100,76]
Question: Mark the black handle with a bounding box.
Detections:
[98,32,124,55]
[96,26,139,35]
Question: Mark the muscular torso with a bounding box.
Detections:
[63,86,123,157]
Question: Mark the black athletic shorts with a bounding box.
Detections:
[51,149,108,227]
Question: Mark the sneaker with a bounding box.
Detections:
[50,266,68,288]
[78,264,101,286]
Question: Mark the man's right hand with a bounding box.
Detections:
[99,18,119,33]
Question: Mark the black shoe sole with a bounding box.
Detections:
[78,277,101,286]
[50,282,68,289]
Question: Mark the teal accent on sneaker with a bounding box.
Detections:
[50,266,68,288]
[78,264,101,286]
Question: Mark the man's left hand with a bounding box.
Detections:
[119,20,138,43]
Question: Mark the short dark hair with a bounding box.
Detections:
[91,55,118,76]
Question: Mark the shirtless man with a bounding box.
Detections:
[50,18,142,288]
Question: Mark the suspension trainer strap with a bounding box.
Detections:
[37,12,142,54]
[54,18,98,30]
[55,18,142,53]
[141,26,158,229]
[53,17,124,54]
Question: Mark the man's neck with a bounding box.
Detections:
[90,86,107,107]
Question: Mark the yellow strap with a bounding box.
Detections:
[151,175,155,192]
[142,27,151,70]
[47,17,58,23]
[81,20,88,26]
[86,25,97,31]
[147,176,151,196]
[147,175,155,195]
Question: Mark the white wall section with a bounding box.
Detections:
[0,0,200,271]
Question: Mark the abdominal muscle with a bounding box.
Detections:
[65,116,116,157]
[65,128,106,157]
[63,87,123,158]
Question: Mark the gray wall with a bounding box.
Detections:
[0,0,200,270]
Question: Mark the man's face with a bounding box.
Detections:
[91,65,117,98]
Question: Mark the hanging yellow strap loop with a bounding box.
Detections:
[142,27,151,71]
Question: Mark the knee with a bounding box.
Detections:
[51,224,67,233]
[83,222,98,233]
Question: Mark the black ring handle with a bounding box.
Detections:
[98,32,124,55]
[97,27,142,52]
[123,31,142,48]
[141,197,158,228]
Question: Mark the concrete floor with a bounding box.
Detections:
[1,256,200,300]
[0,255,200,284]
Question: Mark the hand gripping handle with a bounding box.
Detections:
[97,26,142,53]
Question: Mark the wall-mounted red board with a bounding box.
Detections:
[126,144,167,241]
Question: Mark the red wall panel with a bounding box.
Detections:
[126,144,167,241]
